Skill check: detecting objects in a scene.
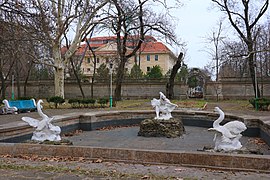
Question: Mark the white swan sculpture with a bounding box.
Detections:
[151,92,178,120]
[22,100,61,142]
[208,107,247,151]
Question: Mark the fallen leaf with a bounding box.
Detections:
[105,162,112,166]
[94,158,103,163]
[1,154,12,158]
[78,157,85,162]
[174,168,185,171]
[141,175,150,179]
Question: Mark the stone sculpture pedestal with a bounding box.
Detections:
[138,118,185,138]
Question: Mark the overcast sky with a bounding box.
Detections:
[168,0,223,69]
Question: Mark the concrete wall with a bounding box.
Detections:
[205,77,270,100]
[4,77,270,100]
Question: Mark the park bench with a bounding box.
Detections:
[2,99,37,114]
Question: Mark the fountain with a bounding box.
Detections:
[0,97,269,172]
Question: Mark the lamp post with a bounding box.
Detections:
[109,62,113,108]
[254,63,258,111]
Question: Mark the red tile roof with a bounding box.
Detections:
[62,36,171,55]
[139,42,170,53]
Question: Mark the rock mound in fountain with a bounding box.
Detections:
[138,117,185,138]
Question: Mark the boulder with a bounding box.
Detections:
[138,118,185,138]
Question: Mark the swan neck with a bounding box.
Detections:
[213,109,225,128]
[37,101,47,119]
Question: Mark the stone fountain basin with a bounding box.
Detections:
[0,110,269,172]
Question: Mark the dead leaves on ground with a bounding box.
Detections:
[63,130,83,137]
[97,124,138,131]
[249,138,266,145]
[0,154,86,163]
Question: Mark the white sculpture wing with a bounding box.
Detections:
[151,98,160,107]
[208,126,236,139]
[47,117,55,124]
[165,103,177,112]
[224,121,247,135]
[208,127,222,134]
[22,117,40,127]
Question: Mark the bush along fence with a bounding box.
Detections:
[47,96,65,109]
[68,97,109,108]
[249,98,270,111]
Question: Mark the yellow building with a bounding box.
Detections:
[79,36,177,80]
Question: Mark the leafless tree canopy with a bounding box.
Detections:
[211,0,270,98]
[0,0,181,99]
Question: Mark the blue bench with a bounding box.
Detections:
[2,99,37,113]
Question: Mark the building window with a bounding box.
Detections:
[155,55,158,61]
[147,67,151,72]
[87,68,91,72]
[87,58,91,63]
[147,55,150,61]
[97,57,100,63]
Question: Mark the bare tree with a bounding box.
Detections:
[204,21,226,101]
[0,4,39,99]
[105,0,179,101]
[1,0,109,98]
[43,0,109,98]
[205,21,225,81]
[166,52,183,99]
[218,40,249,78]
[212,0,269,98]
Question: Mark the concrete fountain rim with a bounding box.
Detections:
[0,109,269,172]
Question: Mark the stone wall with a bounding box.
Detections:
[4,77,270,100]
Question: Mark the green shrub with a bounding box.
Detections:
[47,96,65,108]
[68,98,96,108]
[68,98,78,104]
[98,98,109,107]
[81,98,95,107]
[249,98,270,110]
[68,98,80,108]
[146,65,163,79]
[88,98,96,106]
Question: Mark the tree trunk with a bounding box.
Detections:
[15,55,21,99]
[53,45,65,98]
[91,65,96,99]
[86,39,97,99]
[0,72,6,99]
[247,42,260,98]
[70,58,85,98]
[114,58,126,101]
[166,52,183,99]
[54,66,65,98]
[248,55,260,98]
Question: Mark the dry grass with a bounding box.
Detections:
[40,98,260,113]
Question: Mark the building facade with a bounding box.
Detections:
[78,36,177,80]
